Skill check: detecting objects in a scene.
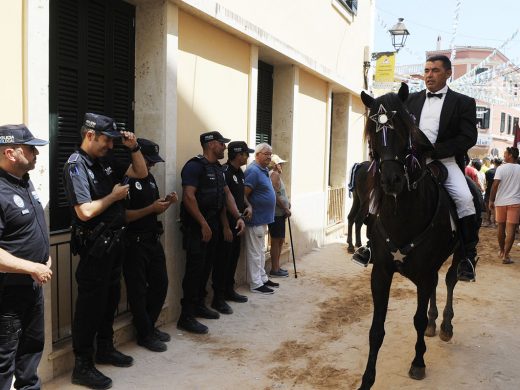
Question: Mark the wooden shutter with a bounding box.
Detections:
[256,61,274,145]
[49,0,135,231]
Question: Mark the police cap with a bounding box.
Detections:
[0,124,48,146]
[83,113,121,138]
[200,131,231,145]
[228,141,254,154]
[138,138,164,163]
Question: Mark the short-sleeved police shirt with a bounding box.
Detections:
[223,162,245,213]
[0,168,49,286]
[63,148,128,229]
[126,173,160,233]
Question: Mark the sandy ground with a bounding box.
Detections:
[45,226,520,390]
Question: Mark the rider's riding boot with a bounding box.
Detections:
[352,214,374,267]
[457,215,479,282]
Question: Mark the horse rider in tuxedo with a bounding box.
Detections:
[353,54,479,282]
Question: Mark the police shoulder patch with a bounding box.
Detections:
[67,153,80,164]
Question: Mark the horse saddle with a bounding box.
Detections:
[427,160,448,184]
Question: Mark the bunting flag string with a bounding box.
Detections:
[449,0,463,63]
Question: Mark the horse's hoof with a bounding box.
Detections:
[439,329,453,342]
[347,246,355,254]
[425,324,437,337]
[408,365,426,380]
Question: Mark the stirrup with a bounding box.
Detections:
[352,247,371,268]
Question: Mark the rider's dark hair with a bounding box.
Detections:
[426,55,452,71]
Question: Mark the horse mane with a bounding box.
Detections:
[363,92,428,213]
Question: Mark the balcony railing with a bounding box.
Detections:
[327,186,346,227]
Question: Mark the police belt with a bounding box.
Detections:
[126,230,162,243]
[71,222,126,256]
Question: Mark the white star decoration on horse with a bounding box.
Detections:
[391,249,407,262]
[369,104,396,133]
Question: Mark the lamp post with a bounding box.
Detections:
[363,18,410,90]
[388,18,410,53]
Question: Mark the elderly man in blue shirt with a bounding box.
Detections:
[244,143,279,294]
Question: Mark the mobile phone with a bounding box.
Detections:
[164,194,173,202]
[120,176,129,185]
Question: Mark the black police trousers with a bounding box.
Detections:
[72,241,124,358]
[123,237,168,340]
[213,231,241,297]
[0,285,44,390]
[181,221,220,312]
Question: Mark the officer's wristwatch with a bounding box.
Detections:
[130,144,141,153]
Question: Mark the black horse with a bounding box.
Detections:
[356,84,477,390]
[346,161,370,253]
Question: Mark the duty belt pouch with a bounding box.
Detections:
[88,223,111,258]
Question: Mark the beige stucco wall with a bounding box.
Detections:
[293,70,328,194]
[0,0,24,123]
[290,69,329,253]
[215,0,373,90]
[177,10,250,164]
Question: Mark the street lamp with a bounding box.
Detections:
[363,17,411,89]
[388,18,410,53]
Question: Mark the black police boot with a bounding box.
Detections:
[71,356,112,390]
[225,289,248,303]
[177,310,209,334]
[137,334,167,352]
[95,342,134,367]
[457,215,479,282]
[352,243,371,267]
[211,295,233,314]
[154,327,171,342]
[194,303,220,319]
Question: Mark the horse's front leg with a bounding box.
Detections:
[425,273,439,337]
[354,214,364,247]
[358,265,393,390]
[440,256,458,341]
[409,276,437,380]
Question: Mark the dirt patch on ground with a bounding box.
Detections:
[46,227,520,390]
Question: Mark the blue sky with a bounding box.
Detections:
[374,0,520,66]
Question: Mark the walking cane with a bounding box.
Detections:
[287,217,298,278]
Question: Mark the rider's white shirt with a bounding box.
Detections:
[419,86,449,143]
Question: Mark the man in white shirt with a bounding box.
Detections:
[489,147,520,264]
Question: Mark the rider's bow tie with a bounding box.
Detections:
[427,92,443,99]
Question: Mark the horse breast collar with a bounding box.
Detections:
[374,177,445,264]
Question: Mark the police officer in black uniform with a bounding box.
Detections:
[63,113,147,389]
[123,138,177,353]
[212,141,254,313]
[177,131,245,334]
[0,124,52,390]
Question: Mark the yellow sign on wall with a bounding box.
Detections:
[374,52,396,82]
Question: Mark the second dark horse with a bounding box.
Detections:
[346,161,370,253]
[356,83,480,390]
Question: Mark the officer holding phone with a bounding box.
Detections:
[123,138,177,353]
[63,113,147,389]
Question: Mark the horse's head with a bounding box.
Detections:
[361,83,433,197]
